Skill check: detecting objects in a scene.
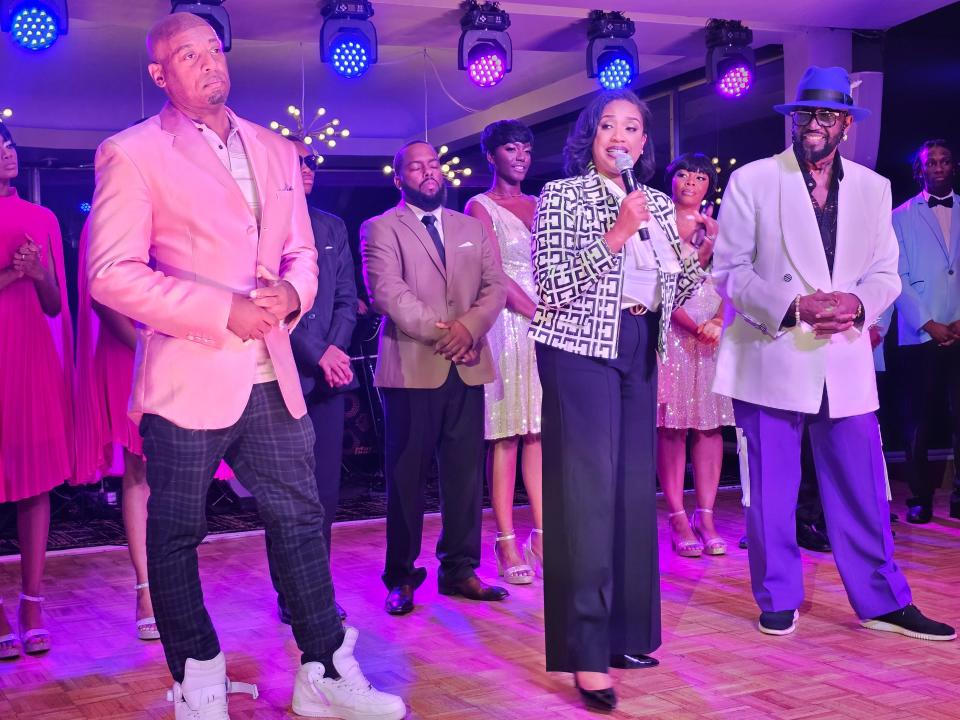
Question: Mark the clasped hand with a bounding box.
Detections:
[227,265,299,341]
[11,236,45,280]
[797,290,861,338]
[434,320,476,364]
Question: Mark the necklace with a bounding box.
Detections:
[487,190,525,199]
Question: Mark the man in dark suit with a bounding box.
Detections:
[893,139,960,523]
[269,138,358,623]
[361,140,508,615]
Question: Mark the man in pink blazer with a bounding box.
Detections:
[362,141,507,616]
[87,13,405,720]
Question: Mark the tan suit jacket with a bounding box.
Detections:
[361,202,506,388]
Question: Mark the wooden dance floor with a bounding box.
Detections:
[1,486,959,719]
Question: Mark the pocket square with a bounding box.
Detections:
[458,240,474,248]
[324,245,334,250]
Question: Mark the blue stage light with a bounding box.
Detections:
[597,50,634,90]
[79,201,92,213]
[330,34,370,78]
[320,1,377,79]
[5,1,68,51]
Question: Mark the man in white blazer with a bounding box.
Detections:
[713,66,954,641]
[893,139,960,524]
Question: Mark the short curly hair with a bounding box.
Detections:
[562,89,655,180]
[480,120,533,164]
[664,153,718,205]
[912,139,954,186]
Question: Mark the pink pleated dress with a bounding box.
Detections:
[0,190,74,503]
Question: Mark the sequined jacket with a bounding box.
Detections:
[528,168,705,360]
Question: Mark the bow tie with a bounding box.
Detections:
[928,195,954,209]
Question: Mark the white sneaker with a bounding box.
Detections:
[291,627,406,719]
[168,653,259,720]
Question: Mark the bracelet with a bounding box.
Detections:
[794,295,801,326]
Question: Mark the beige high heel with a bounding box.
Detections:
[494,533,534,585]
[691,508,727,556]
[668,511,703,558]
[18,593,50,655]
[0,598,20,659]
[135,582,160,641]
[522,528,543,578]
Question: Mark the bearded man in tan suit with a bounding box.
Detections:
[362,140,507,615]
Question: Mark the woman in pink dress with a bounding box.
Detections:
[656,153,734,558]
[0,122,74,657]
[74,218,159,641]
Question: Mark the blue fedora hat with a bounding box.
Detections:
[774,65,871,121]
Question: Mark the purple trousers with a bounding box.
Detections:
[734,396,912,620]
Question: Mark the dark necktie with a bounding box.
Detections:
[421,214,445,266]
[928,195,954,209]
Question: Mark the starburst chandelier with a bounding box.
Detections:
[270,105,350,166]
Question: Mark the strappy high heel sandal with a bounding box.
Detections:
[522,528,543,578]
[691,508,727,556]
[18,593,50,655]
[494,532,534,585]
[667,511,703,558]
[0,599,20,659]
[135,582,160,641]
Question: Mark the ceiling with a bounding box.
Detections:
[1,0,953,155]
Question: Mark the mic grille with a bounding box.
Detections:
[612,152,634,172]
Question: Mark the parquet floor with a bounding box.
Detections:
[1,485,958,719]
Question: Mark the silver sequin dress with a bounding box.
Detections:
[474,194,543,440]
[656,274,735,430]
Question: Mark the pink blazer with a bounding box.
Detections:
[87,103,318,430]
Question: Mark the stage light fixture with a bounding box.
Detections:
[705,19,755,98]
[1,0,68,51]
[170,1,231,52]
[458,1,512,88]
[586,10,637,90]
[321,0,377,79]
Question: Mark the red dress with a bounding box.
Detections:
[0,190,74,502]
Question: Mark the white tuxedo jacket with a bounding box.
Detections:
[712,147,901,418]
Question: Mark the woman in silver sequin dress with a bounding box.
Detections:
[465,120,543,585]
[656,153,735,558]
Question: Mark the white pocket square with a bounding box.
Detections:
[458,241,474,248]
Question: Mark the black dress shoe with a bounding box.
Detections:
[576,684,617,711]
[437,574,509,601]
[906,505,933,524]
[738,535,748,549]
[609,653,659,669]
[796,522,831,552]
[385,585,415,615]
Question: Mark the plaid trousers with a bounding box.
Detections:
[141,382,344,682]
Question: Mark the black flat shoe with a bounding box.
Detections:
[609,653,659,669]
[906,505,933,524]
[576,684,617,711]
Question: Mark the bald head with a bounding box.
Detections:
[147,12,215,63]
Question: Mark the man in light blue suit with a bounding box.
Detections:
[893,139,960,523]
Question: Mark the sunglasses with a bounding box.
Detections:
[790,109,846,128]
[298,154,322,171]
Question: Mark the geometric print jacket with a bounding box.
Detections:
[529,167,706,360]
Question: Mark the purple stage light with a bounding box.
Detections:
[467,43,505,87]
[717,63,753,98]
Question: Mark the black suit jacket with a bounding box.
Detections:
[291,207,359,396]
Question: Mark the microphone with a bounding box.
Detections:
[613,152,650,241]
